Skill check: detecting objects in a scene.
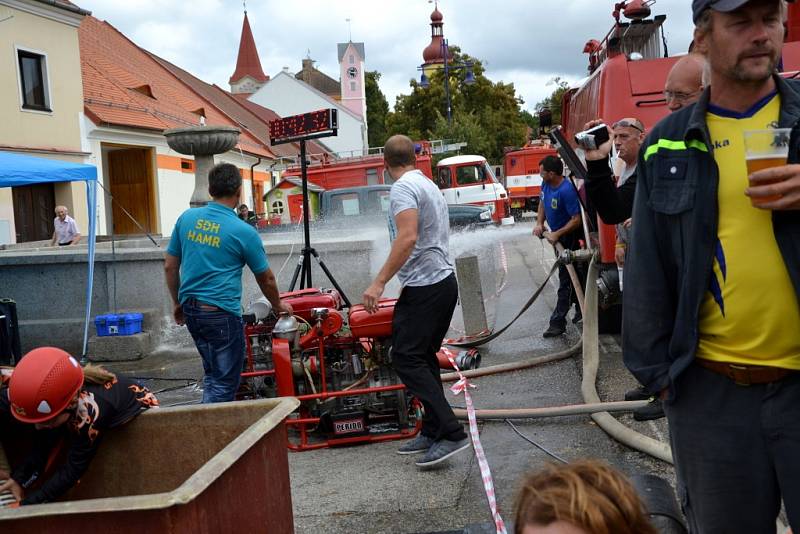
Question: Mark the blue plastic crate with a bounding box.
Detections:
[95,313,143,337]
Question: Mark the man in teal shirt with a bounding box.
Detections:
[165,163,291,403]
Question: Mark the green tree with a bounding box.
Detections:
[534,77,570,127]
[520,109,538,130]
[430,110,493,166]
[365,71,389,148]
[386,47,527,164]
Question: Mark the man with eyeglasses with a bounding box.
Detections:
[609,118,645,272]
[582,117,666,422]
[664,53,706,112]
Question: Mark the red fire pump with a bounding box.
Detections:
[238,288,480,451]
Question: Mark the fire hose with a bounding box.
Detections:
[441,242,673,465]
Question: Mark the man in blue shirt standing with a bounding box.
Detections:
[533,155,584,338]
[164,163,291,403]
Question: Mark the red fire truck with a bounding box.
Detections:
[282,142,434,189]
[502,142,558,216]
[558,0,800,330]
[563,0,800,263]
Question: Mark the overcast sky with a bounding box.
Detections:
[77,0,696,113]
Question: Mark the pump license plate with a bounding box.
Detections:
[334,417,365,435]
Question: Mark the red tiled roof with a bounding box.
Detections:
[79,16,273,158]
[149,52,330,162]
[229,13,268,84]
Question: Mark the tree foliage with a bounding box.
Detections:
[384,47,527,164]
[527,77,571,132]
[430,110,493,166]
[365,71,389,148]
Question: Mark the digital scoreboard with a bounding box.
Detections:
[268,108,338,145]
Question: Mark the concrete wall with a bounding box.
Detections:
[248,72,366,156]
[0,235,380,355]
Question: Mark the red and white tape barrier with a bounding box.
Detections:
[446,352,507,534]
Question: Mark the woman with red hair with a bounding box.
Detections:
[514,460,657,534]
[0,347,158,506]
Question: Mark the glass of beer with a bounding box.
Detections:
[744,128,792,206]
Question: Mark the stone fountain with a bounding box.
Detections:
[164,125,241,207]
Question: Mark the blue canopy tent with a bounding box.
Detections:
[0,152,98,359]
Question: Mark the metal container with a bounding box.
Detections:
[281,288,342,321]
[247,296,273,322]
[0,397,299,534]
[349,299,396,339]
[273,312,299,340]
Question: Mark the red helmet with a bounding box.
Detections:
[9,347,84,423]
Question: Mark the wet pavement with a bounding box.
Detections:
[104,220,674,534]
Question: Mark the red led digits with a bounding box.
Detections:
[268,109,338,145]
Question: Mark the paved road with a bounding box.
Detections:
[108,221,675,533]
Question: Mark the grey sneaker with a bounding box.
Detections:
[396,434,436,455]
[415,437,471,467]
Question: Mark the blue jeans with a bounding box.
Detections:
[182,299,245,403]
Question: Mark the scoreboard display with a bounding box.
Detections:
[268,109,338,145]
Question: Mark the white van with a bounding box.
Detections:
[435,155,510,223]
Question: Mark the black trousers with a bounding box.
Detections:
[666,362,800,533]
[549,231,585,329]
[392,273,467,442]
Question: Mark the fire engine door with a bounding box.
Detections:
[452,164,500,207]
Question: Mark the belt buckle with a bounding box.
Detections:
[728,364,752,386]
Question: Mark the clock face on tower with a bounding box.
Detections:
[347,66,358,79]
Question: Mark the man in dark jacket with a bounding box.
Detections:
[582,60,706,422]
[625,0,800,531]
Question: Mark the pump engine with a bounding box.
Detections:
[240,288,419,450]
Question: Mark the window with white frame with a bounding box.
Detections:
[17,49,50,112]
[349,54,355,64]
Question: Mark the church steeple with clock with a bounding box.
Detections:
[337,41,366,121]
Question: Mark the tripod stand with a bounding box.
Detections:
[286,139,352,307]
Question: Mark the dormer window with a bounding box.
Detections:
[130,84,155,99]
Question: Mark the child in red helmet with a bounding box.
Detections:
[0,347,158,506]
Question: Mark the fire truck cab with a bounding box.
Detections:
[435,155,509,223]
[502,143,559,216]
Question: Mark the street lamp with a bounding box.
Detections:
[418,38,475,125]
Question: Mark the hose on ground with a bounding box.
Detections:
[440,339,582,383]
[580,257,673,464]
[452,399,649,420]
[443,242,673,464]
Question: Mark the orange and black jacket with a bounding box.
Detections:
[0,375,158,505]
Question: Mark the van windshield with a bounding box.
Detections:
[456,165,486,186]
[366,190,390,213]
[329,193,361,217]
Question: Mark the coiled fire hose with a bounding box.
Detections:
[442,242,673,465]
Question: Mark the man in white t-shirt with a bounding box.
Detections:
[51,206,81,246]
[363,135,469,468]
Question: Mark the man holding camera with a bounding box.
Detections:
[533,155,583,337]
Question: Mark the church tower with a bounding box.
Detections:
[229,9,269,94]
[421,2,452,76]
[337,41,366,120]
